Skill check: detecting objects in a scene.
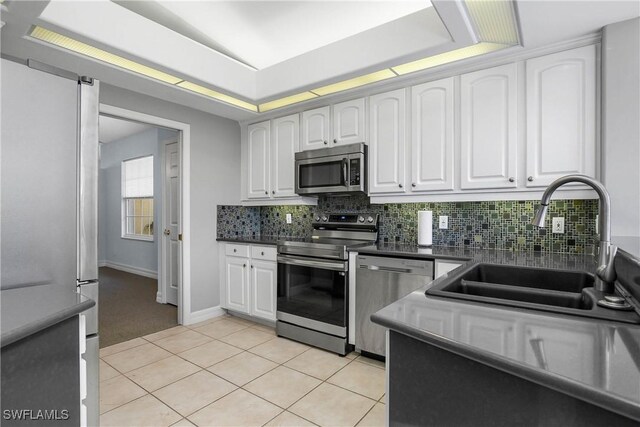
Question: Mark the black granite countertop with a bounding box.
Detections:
[355,243,597,273]
[370,245,640,421]
[1,284,95,348]
[216,236,282,245]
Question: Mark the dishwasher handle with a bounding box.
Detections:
[359,264,413,274]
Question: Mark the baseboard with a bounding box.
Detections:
[98,260,107,267]
[156,291,163,303]
[184,306,225,326]
[101,260,158,280]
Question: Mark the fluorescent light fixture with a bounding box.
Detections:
[177,81,257,112]
[392,42,507,75]
[28,26,258,112]
[259,92,318,113]
[465,0,520,45]
[311,69,397,96]
[29,26,183,85]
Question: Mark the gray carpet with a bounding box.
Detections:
[98,267,177,348]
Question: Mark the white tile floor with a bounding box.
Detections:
[99,315,386,427]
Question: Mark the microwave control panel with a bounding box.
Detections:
[350,159,360,185]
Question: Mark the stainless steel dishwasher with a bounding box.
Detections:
[356,255,433,357]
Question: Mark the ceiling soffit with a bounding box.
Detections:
[24,0,520,113]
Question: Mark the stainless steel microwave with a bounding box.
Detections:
[295,143,367,195]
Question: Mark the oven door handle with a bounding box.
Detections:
[278,255,348,272]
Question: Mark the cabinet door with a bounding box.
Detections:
[271,114,299,198]
[411,78,455,192]
[460,64,518,189]
[250,260,277,321]
[332,98,365,145]
[301,106,330,151]
[225,256,250,314]
[369,89,406,194]
[526,45,597,187]
[247,121,271,199]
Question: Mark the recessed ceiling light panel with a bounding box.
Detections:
[259,92,318,113]
[464,0,520,45]
[29,26,183,85]
[311,69,397,96]
[177,81,257,112]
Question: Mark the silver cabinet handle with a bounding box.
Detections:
[272,190,275,194]
[251,265,253,269]
[398,183,403,188]
[333,139,337,144]
[243,264,246,268]
[360,265,414,274]
[411,183,416,188]
[528,176,534,182]
[508,177,515,183]
[164,229,170,235]
[264,191,268,195]
[277,255,347,272]
[323,140,328,145]
[233,249,237,253]
[261,251,264,256]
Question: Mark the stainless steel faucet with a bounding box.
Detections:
[531,174,617,293]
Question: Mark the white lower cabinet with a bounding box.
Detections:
[250,260,277,320]
[221,243,276,321]
[224,255,250,314]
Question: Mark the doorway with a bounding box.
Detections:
[97,111,184,347]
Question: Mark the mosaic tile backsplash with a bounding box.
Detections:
[217,195,599,254]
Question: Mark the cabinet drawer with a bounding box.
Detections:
[226,243,249,257]
[251,245,277,261]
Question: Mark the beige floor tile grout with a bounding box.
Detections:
[151,371,239,419]
[101,320,386,426]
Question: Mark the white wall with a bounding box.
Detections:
[98,127,178,276]
[602,17,640,238]
[99,84,242,313]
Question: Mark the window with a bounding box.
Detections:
[122,155,154,240]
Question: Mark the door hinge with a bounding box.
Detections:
[178,234,183,241]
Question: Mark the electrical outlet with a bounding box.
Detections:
[286,213,292,224]
[439,216,448,230]
[552,217,565,234]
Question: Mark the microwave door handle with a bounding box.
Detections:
[342,158,348,186]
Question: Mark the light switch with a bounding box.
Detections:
[286,213,292,224]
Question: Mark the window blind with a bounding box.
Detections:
[123,156,153,198]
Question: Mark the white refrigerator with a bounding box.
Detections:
[1,58,100,426]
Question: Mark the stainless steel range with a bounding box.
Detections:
[276,213,379,355]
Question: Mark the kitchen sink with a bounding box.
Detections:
[426,263,639,323]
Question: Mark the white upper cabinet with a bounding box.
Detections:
[460,63,518,190]
[332,98,366,145]
[410,77,455,192]
[301,106,331,151]
[271,114,299,198]
[369,89,407,194]
[247,121,270,199]
[525,45,597,187]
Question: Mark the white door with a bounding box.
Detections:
[250,260,277,321]
[271,114,299,198]
[301,106,330,151]
[163,141,180,306]
[525,45,597,187]
[247,121,271,199]
[332,98,365,145]
[369,89,406,194]
[225,256,250,314]
[460,63,518,189]
[411,78,455,192]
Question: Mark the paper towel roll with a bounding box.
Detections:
[418,211,433,247]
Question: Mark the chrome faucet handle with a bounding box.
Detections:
[596,245,618,287]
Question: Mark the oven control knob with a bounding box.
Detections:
[315,215,320,222]
[358,216,365,223]
[367,216,374,223]
[322,216,328,222]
